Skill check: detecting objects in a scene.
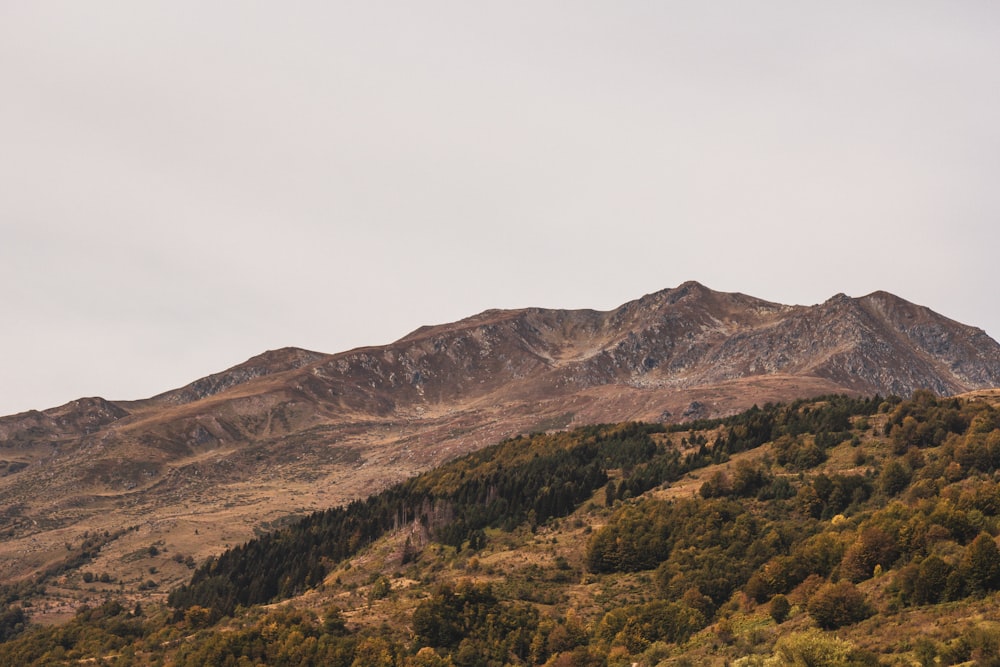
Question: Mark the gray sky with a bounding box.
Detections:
[2,2,999,416]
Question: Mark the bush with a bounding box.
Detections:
[184,605,215,629]
[938,624,1000,666]
[772,629,877,666]
[403,647,454,667]
[962,533,1000,594]
[807,581,871,629]
[841,526,898,583]
[879,460,911,496]
[368,575,392,601]
[774,436,826,470]
[770,594,791,624]
[0,605,26,642]
[914,555,950,604]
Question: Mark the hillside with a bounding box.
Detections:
[3,391,1000,665]
[1,282,1000,619]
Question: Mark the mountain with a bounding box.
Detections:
[1,282,999,619]
[6,392,1000,665]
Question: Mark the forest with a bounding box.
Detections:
[3,391,1000,665]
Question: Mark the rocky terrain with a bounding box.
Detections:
[2,281,999,621]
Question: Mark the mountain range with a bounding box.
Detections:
[2,281,999,619]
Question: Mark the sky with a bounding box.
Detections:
[2,2,999,416]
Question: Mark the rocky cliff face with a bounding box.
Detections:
[2,282,998,612]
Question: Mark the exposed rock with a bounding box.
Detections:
[682,402,708,419]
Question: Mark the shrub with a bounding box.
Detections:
[774,436,826,470]
[0,606,26,642]
[914,555,950,604]
[184,605,215,629]
[368,575,392,601]
[879,460,911,496]
[962,533,1000,594]
[841,526,898,583]
[770,594,791,624]
[772,629,877,666]
[807,581,871,629]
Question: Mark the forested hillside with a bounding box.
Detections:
[3,391,1000,665]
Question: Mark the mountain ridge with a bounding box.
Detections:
[2,281,999,620]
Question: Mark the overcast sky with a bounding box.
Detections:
[2,2,998,416]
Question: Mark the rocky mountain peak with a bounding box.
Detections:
[95,283,1000,421]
